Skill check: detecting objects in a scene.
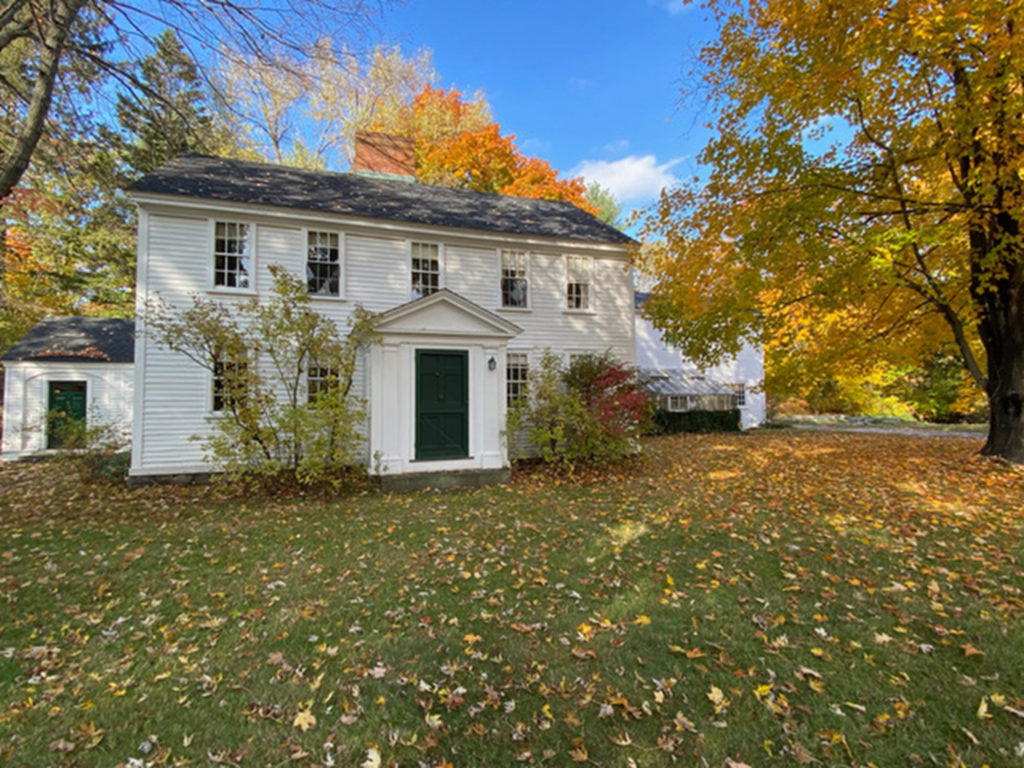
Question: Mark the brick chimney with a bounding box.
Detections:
[352,131,416,178]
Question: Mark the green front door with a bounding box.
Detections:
[47,381,87,449]
[415,350,469,460]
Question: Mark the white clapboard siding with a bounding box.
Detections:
[346,234,410,311]
[1,362,133,459]
[132,205,634,476]
[634,312,767,429]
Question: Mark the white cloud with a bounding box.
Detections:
[649,0,691,14]
[573,154,683,203]
[602,138,631,154]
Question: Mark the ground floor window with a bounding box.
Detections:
[506,352,529,405]
[730,383,747,407]
[213,360,248,412]
[307,366,338,401]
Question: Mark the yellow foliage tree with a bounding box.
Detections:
[639,0,1023,460]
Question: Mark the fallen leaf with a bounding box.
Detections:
[293,710,316,732]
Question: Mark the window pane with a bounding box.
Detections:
[411,243,441,298]
[213,222,250,288]
[566,256,591,310]
[506,352,529,405]
[306,231,340,296]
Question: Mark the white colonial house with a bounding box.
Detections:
[635,292,766,429]
[1,317,134,458]
[125,138,635,486]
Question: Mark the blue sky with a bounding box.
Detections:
[378,0,719,218]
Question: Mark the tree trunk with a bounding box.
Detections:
[972,214,1024,463]
[983,349,1024,462]
[0,0,84,205]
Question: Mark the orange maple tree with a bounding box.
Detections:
[372,86,596,214]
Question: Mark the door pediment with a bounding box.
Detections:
[374,289,522,339]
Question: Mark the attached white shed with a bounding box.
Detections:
[1,317,134,460]
[634,293,767,429]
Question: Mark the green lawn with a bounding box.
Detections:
[1,432,1022,767]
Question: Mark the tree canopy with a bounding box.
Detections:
[371,86,597,214]
[639,0,1024,460]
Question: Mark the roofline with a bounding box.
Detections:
[129,192,636,255]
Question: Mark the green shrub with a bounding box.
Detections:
[508,351,650,467]
[50,410,132,483]
[147,265,376,489]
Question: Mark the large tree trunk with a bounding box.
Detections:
[972,214,1024,463]
[983,348,1024,462]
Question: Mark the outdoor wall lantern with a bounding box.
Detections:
[488,356,497,371]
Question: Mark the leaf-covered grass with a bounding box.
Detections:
[1,432,1022,767]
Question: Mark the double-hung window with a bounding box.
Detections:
[730,383,747,407]
[566,255,593,310]
[214,221,251,289]
[411,242,441,299]
[212,358,248,412]
[506,352,529,406]
[307,230,341,297]
[308,365,338,401]
[501,250,529,308]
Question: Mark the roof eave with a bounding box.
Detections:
[129,191,636,253]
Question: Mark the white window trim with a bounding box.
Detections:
[497,248,532,311]
[209,357,249,415]
[307,364,340,402]
[505,349,530,406]
[305,228,346,301]
[564,254,595,314]
[209,219,256,295]
[410,240,445,300]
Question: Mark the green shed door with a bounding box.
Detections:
[47,381,87,449]
[415,350,469,460]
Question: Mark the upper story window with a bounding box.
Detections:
[411,242,441,299]
[307,230,341,297]
[566,255,593,310]
[506,352,529,406]
[214,221,251,289]
[501,250,529,308]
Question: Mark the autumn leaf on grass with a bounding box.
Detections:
[610,732,632,746]
[977,697,992,720]
[707,685,730,714]
[568,740,589,762]
[49,738,75,753]
[962,643,986,657]
[361,747,382,768]
[674,711,698,733]
[668,644,704,658]
[633,614,651,626]
[293,710,316,732]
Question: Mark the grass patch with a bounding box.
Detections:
[0,431,1022,766]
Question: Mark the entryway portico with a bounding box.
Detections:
[368,290,522,479]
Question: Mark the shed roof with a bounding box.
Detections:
[638,368,736,397]
[128,154,635,247]
[2,317,134,363]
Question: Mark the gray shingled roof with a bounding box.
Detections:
[127,154,635,246]
[2,317,134,363]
